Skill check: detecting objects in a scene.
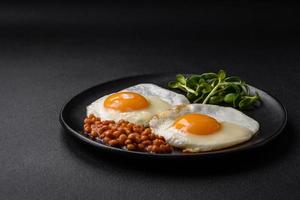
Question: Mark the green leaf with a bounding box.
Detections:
[199,73,218,80]
[218,70,226,80]
[198,78,206,84]
[189,74,202,81]
[176,74,186,84]
[224,84,241,93]
[187,92,197,100]
[209,95,224,104]
[224,93,238,103]
[233,94,241,107]
[238,97,253,110]
[186,76,200,90]
[202,85,212,93]
[243,83,250,95]
[168,81,181,88]
[238,93,260,109]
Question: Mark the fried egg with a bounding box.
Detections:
[87,83,189,126]
[149,104,259,152]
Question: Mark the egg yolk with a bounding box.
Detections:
[173,113,221,135]
[104,92,149,112]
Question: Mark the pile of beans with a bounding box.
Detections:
[83,114,172,153]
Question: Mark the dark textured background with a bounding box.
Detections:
[0,2,299,200]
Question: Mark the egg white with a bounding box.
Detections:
[87,84,190,126]
[149,104,260,152]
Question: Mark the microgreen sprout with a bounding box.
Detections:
[168,70,260,109]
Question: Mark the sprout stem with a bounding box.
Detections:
[202,81,220,104]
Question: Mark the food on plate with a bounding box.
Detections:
[149,104,259,152]
[83,77,261,154]
[168,70,260,110]
[87,83,189,126]
[83,114,172,153]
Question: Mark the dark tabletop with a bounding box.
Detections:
[0,2,300,200]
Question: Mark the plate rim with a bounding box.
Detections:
[59,73,288,158]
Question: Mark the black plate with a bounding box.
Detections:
[60,73,287,159]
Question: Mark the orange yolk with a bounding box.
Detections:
[173,113,221,135]
[104,92,149,112]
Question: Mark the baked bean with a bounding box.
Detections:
[91,117,96,122]
[142,128,151,135]
[87,114,93,118]
[124,128,131,134]
[158,139,164,145]
[161,144,168,152]
[133,126,139,132]
[117,127,124,132]
[108,140,119,147]
[138,143,145,150]
[110,126,117,132]
[146,145,153,152]
[120,123,126,127]
[95,121,101,125]
[124,139,132,145]
[118,119,124,124]
[128,133,136,141]
[120,129,127,134]
[142,140,152,146]
[149,134,155,140]
[97,124,102,128]
[153,139,162,146]
[126,144,136,151]
[158,136,165,142]
[102,121,110,125]
[118,134,127,144]
[152,145,159,152]
[103,130,112,138]
[134,135,141,143]
[90,130,98,137]
[138,128,144,133]
[127,123,134,129]
[99,126,109,133]
[132,126,138,132]
[84,127,91,133]
[103,137,110,144]
[84,118,91,124]
[91,124,96,129]
[96,128,103,134]
[113,131,121,138]
[141,135,149,141]
[103,120,113,124]
[133,132,140,137]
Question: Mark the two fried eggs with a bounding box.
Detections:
[87,83,259,152]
